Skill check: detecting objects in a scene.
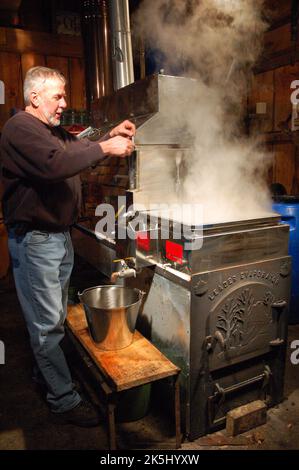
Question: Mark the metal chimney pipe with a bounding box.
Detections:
[109,0,134,90]
[96,0,114,97]
[81,0,113,110]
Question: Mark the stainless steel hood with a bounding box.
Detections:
[92,74,196,145]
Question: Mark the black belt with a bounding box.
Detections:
[7,223,70,236]
[7,223,34,236]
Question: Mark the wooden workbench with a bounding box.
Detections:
[67,304,181,449]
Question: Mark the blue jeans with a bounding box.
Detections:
[8,228,81,413]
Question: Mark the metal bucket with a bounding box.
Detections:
[78,285,144,350]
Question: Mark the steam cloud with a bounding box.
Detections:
[133,0,273,224]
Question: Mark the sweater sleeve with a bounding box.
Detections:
[5,122,106,182]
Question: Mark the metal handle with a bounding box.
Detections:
[269,338,285,347]
[272,300,287,309]
[271,299,287,346]
[212,366,271,403]
[205,330,226,351]
[214,331,226,349]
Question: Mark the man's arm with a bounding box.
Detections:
[2,124,134,183]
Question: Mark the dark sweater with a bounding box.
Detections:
[0,111,107,231]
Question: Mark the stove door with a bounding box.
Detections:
[191,256,291,371]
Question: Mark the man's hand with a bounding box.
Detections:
[99,136,135,158]
[109,120,136,139]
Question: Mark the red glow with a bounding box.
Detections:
[165,240,183,264]
[136,231,151,251]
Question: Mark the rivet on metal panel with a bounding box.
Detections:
[280,260,291,277]
[194,278,209,296]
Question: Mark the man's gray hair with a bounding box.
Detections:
[23,66,66,105]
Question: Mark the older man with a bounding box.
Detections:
[0,66,135,426]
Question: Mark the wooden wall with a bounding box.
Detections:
[0,26,86,130]
[248,0,299,195]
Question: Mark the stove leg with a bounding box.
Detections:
[107,399,117,450]
[174,375,181,449]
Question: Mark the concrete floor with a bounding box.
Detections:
[0,260,299,451]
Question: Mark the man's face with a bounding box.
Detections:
[37,78,67,127]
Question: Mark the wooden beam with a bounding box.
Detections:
[0,27,83,58]
[254,21,299,73]
[0,51,23,130]
[262,132,293,144]
[255,48,299,74]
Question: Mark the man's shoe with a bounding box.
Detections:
[53,401,102,427]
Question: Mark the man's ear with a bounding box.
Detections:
[31,92,40,107]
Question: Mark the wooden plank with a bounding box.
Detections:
[264,24,292,57]
[248,70,274,133]
[273,142,295,193]
[0,28,6,46]
[255,48,299,74]
[67,304,180,392]
[69,57,86,110]
[0,51,23,129]
[0,27,83,58]
[274,64,299,131]
[46,56,70,104]
[21,53,46,81]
